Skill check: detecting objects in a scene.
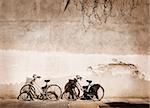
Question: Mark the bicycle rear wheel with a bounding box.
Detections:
[91,85,104,101]
[46,91,59,101]
[46,84,62,100]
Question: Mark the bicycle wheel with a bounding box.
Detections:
[46,91,59,101]
[17,91,33,101]
[91,85,104,101]
[46,84,62,100]
[20,84,35,94]
[62,86,80,100]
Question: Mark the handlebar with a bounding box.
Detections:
[30,74,41,84]
[76,75,82,80]
[37,76,41,78]
[33,74,41,79]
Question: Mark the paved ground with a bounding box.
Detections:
[0,98,149,108]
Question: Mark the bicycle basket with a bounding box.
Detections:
[25,77,32,84]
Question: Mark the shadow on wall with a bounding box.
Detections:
[0,60,149,99]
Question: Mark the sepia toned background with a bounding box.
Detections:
[0,0,149,99]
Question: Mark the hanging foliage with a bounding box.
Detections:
[63,0,149,29]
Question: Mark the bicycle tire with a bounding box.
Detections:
[17,91,33,101]
[18,84,36,100]
[97,85,104,101]
[19,84,35,94]
[92,85,104,101]
[46,84,62,100]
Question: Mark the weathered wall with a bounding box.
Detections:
[0,0,149,99]
[0,0,149,54]
[0,50,149,99]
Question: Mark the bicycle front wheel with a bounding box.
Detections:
[17,91,33,101]
[20,84,35,94]
[46,84,62,100]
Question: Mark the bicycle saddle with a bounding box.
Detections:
[86,80,92,84]
[44,80,50,82]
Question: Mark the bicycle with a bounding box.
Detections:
[62,75,104,101]
[17,74,62,101]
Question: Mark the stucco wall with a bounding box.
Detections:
[0,0,149,54]
[0,0,149,99]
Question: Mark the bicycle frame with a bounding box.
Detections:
[25,76,51,100]
[76,80,92,92]
[75,79,91,95]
